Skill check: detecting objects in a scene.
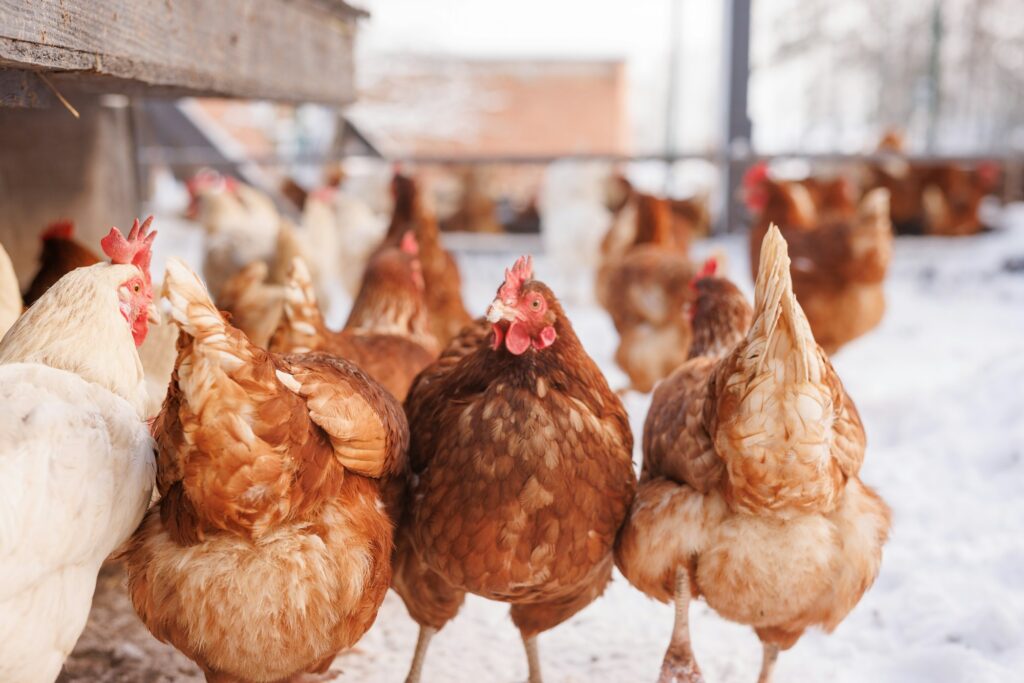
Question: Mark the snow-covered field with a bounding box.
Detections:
[67,209,1024,683]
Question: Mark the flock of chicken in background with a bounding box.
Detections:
[0,137,1000,683]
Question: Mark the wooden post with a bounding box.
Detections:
[0,93,136,286]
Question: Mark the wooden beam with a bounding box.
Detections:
[0,0,359,105]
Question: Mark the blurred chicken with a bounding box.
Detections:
[616,226,890,683]
[395,255,636,683]
[747,164,893,354]
[213,222,311,350]
[0,219,157,683]
[186,169,280,300]
[124,258,407,683]
[0,240,21,338]
[268,242,436,402]
[539,160,613,304]
[441,167,503,234]
[599,192,697,392]
[383,173,472,346]
[919,162,1000,236]
[23,220,101,307]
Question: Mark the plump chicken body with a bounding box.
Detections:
[124,259,407,683]
[616,226,891,683]
[395,256,637,683]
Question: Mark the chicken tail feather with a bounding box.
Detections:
[750,224,819,383]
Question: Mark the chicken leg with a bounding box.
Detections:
[756,642,780,683]
[404,625,436,683]
[658,567,704,683]
[522,634,543,683]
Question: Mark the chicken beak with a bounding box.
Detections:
[147,302,161,325]
[486,299,519,324]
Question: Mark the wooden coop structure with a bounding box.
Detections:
[0,0,364,286]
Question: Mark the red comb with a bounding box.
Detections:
[42,220,74,241]
[697,257,717,279]
[743,162,769,188]
[498,255,533,301]
[977,161,1000,188]
[101,216,157,282]
[689,257,717,291]
[400,231,419,256]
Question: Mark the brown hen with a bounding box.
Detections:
[394,255,637,683]
[268,244,436,403]
[599,191,697,392]
[747,165,893,354]
[383,172,472,346]
[23,220,101,306]
[124,258,407,683]
[616,226,890,683]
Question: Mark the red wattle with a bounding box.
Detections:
[505,321,531,355]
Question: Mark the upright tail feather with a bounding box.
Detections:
[282,258,324,332]
[162,258,251,371]
[749,224,820,383]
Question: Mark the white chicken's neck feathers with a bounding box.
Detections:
[0,263,147,416]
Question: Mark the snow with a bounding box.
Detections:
[99,208,1024,682]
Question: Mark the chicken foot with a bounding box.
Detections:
[404,625,437,683]
[756,642,780,683]
[658,567,704,683]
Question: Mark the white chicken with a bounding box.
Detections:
[0,218,158,683]
[304,184,387,298]
[0,239,20,338]
[539,159,613,304]
[187,169,281,300]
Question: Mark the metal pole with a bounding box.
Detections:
[720,0,752,233]
[926,0,944,152]
[664,0,683,195]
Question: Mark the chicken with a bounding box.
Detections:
[538,160,613,304]
[919,162,1000,236]
[384,173,472,346]
[187,169,280,300]
[615,226,891,683]
[394,255,637,683]
[22,220,102,306]
[599,192,697,392]
[215,261,285,349]
[343,232,439,355]
[0,239,20,338]
[0,218,157,683]
[136,317,181,420]
[268,245,436,402]
[123,258,407,683]
[747,165,893,354]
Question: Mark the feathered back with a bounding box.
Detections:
[711,225,842,516]
[268,258,325,354]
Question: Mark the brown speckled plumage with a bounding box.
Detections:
[394,267,636,680]
[124,259,407,683]
[616,227,890,681]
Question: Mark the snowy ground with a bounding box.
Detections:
[65,209,1024,682]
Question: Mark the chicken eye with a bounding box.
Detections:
[530,298,542,310]
[133,283,141,293]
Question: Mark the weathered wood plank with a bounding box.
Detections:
[0,0,359,105]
